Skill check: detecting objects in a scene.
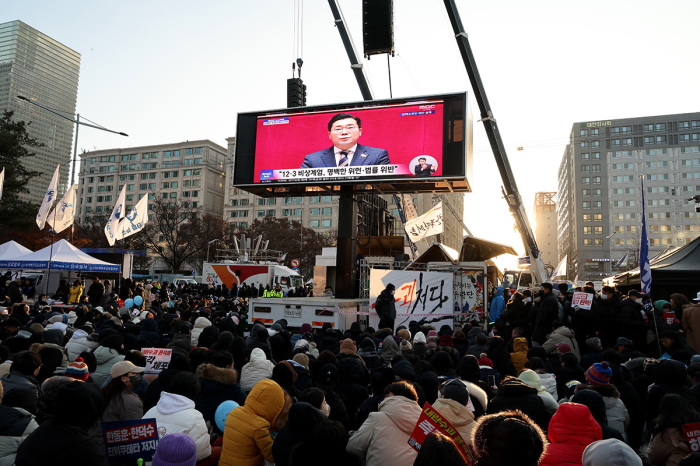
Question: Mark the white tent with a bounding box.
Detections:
[0,241,32,261]
[0,239,120,273]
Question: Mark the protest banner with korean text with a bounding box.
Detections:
[572,292,594,310]
[102,418,158,462]
[408,403,476,465]
[142,348,172,375]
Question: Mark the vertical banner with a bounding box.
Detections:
[370,269,453,330]
[47,184,77,233]
[453,270,485,322]
[36,164,59,229]
[639,176,652,295]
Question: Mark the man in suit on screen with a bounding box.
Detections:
[300,112,390,168]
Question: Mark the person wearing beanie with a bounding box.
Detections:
[539,403,602,466]
[221,379,292,466]
[412,331,428,359]
[152,432,197,466]
[433,379,476,441]
[582,439,642,466]
[64,357,90,381]
[292,353,309,369]
[471,409,548,466]
[585,361,613,386]
[426,329,439,349]
[357,337,379,368]
[519,369,558,413]
[396,328,411,341]
[337,337,370,428]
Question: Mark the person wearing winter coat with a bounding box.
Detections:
[490,286,506,322]
[542,321,581,360]
[539,403,602,466]
[346,381,422,466]
[357,337,379,367]
[433,379,476,441]
[583,362,630,438]
[337,339,370,426]
[221,378,292,466]
[16,381,108,466]
[533,284,560,346]
[582,438,643,466]
[190,315,212,347]
[91,338,125,387]
[0,380,39,466]
[682,298,700,353]
[142,372,212,463]
[68,280,83,304]
[505,334,526,368]
[241,347,276,392]
[470,409,548,466]
[519,369,559,413]
[411,331,429,360]
[646,359,700,428]
[272,402,326,466]
[194,362,247,434]
[487,376,552,433]
[0,351,41,407]
[570,389,624,442]
[618,290,648,350]
[65,327,99,361]
[647,394,699,466]
[138,318,161,346]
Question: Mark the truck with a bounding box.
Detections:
[201,261,304,294]
[248,296,362,330]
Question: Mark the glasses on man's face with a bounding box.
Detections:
[330,125,358,134]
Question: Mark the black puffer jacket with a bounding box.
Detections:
[487,377,551,433]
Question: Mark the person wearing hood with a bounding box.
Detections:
[64,325,99,361]
[272,402,326,466]
[510,336,530,373]
[195,359,247,434]
[456,355,489,415]
[487,376,552,433]
[433,379,476,441]
[91,334,125,387]
[0,378,39,466]
[190,315,212,347]
[583,362,630,438]
[582,439,642,466]
[246,323,274,361]
[346,381,422,465]
[409,331,427,360]
[316,363,351,428]
[241,347,275,392]
[470,409,548,466]
[378,335,403,367]
[570,389,625,441]
[542,320,581,360]
[270,322,293,364]
[519,369,559,413]
[221,378,292,466]
[40,328,69,368]
[357,337,379,367]
[16,381,108,466]
[137,317,160,346]
[490,286,505,323]
[143,371,212,463]
[539,403,602,466]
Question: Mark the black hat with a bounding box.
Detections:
[441,379,470,406]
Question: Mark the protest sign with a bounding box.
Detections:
[408,403,476,465]
[683,422,700,452]
[572,292,594,310]
[102,418,158,462]
[142,348,172,374]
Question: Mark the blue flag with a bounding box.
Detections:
[639,177,652,295]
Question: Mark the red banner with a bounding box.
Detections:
[408,402,476,464]
[683,422,700,452]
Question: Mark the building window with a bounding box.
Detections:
[321,219,332,227]
[680,134,690,143]
[322,207,332,215]
[311,208,320,215]
[256,210,265,217]
[581,153,589,160]
[591,164,601,172]
[591,140,600,148]
[310,220,319,227]
[580,129,589,137]
[592,177,601,184]
[582,201,591,210]
[594,226,603,235]
[655,123,666,131]
[644,124,654,132]
[656,136,667,144]
[592,189,602,196]
[583,226,592,234]
[594,239,603,247]
[581,165,590,173]
[582,214,591,221]
[582,189,590,196]
[580,141,589,148]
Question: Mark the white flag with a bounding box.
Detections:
[551,255,568,280]
[105,184,127,246]
[115,194,149,240]
[0,167,5,202]
[404,202,444,242]
[36,165,59,229]
[48,184,77,233]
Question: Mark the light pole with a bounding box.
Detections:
[207,239,226,263]
[16,95,128,187]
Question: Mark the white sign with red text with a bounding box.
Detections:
[572,292,594,310]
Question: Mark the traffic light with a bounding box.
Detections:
[287,78,306,108]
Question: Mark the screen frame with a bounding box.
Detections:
[233,92,472,197]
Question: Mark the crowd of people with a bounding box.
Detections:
[0,275,700,465]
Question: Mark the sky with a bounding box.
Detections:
[6,0,700,270]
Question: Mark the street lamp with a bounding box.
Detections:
[207,239,226,263]
[16,95,128,187]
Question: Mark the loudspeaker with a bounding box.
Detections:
[363,0,394,57]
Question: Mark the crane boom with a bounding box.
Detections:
[442,0,548,284]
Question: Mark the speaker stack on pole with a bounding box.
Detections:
[362,0,394,58]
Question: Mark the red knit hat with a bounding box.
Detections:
[478,357,493,368]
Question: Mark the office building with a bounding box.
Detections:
[557,112,700,281]
[534,192,558,268]
[77,140,227,220]
[0,20,80,203]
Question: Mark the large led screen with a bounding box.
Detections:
[234,93,470,189]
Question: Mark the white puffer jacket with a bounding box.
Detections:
[92,346,125,387]
[65,329,99,362]
[603,396,630,437]
[190,316,212,347]
[0,406,38,466]
[240,348,275,392]
[346,395,422,465]
[143,392,211,462]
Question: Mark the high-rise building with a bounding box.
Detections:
[557,112,700,282]
[534,192,558,268]
[0,20,80,203]
[77,140,227,221]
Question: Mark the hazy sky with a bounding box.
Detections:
[6,0,700,270]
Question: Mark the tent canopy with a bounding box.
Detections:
[410,243,461,265]
[0,239,120,273]
[0,241,32,261]
[459,236,518,262]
